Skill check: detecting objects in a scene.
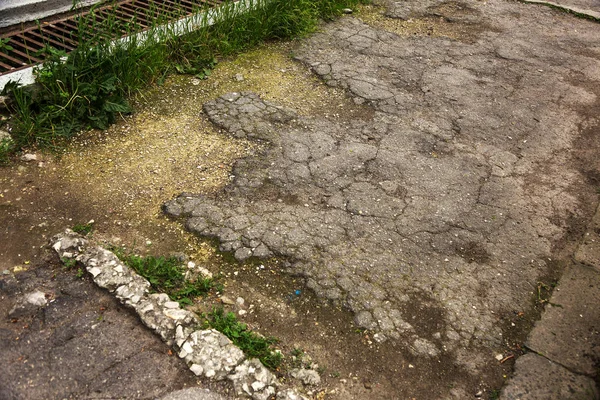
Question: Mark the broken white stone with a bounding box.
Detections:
[220,296,235,305]
[229,358,279,400]
[190,364,204,376]
[151,293,171,303]
[21,153,37,161]
[164,301,180,309]
[182,341,194,355]
[197,266,213,279]
[180,330,245,380]
[88,267,102,277]
[276,389,309,400]
[137,301,154,314]
[26,291,47,306]
[163,308,190,320]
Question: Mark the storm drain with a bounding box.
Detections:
[0,0,224,77]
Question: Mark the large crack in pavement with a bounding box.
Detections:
[164,0,600,376]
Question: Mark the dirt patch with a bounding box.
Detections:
[358,3,500,43]
[455,241,491,264]
[190,256,493,399]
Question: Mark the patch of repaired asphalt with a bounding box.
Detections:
[164,0,600,385]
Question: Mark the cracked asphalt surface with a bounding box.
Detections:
[165,0,600,376]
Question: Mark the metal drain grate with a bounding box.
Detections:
[0,0,223,77]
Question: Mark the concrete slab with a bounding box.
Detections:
[522,0,600,20]
[525,263,600,377]
[500,353,598,400]
[551,0,600,11]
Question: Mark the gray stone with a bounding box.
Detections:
[160,387,226,400]
[8,290,48,317]
[220,296,235,305]
[21,153,37,161]
[290,368,321,386]
[410,337,440,357]
[0,250,199,400]
[52,230,88,259]
[25,291,47,306]
[276,389,310,400]
[500,353,598,400]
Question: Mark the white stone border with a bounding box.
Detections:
[52,229,307,400]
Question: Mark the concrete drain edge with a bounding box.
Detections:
[52,229,309,400]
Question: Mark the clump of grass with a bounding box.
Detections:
[0,138,14,165]
[60,256,85,278]
[61,256,77,269]
[206,307,282,370]
[3,0,366,154]
[72,221,94,235]
[112,248,219,305]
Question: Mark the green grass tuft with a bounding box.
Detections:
[0,138,14,165]
[72,222,94,235]
[206,307,282,369]
[112,248,219,306]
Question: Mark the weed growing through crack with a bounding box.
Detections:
[290,347,307,368]
[60,256,85,279]
[110,246,280,369]
[205,307,282,370]
[61,257,77,269]
[0,138,14,165]
[111,247,219,306]
[72,222,94,235]
[3,0,366,155]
